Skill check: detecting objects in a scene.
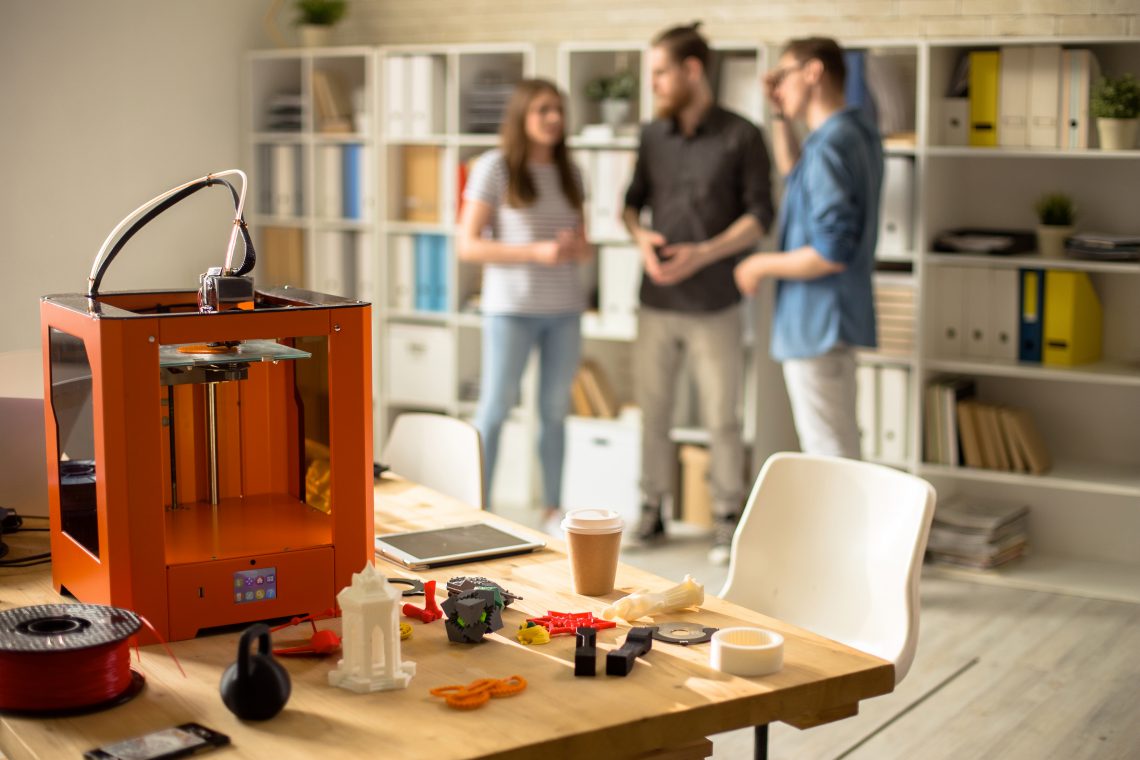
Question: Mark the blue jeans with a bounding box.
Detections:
[474,313,582,509]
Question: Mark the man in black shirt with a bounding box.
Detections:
[623,23,774,563]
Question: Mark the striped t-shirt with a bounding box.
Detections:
[463,149,586,315]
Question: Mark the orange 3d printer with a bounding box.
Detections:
[40,170,373,641]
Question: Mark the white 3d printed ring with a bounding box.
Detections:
[709,627,784,677]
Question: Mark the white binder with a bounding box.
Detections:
[877,156,914,257]
[935,267,965,357]
[989,269,1020,361]
[309,231,354,298]
[590,151,635,242]
[408,55,445,136]
[963,267,992,359]
[998,46,1031,148]
[271,143,298,218]
[385,55,407,137]
[354,233,375,304]
[316,145,342,219]
[940,98,969,146]
[392,234,415,311]
[877,366,909,464]
[1027,45,1062,148]
[855,364,879,460]
[1060,49,1101,149]
[599,246,642,326]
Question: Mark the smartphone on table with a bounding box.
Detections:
[84,722,230,760]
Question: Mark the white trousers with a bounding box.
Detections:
[782,345,861,460]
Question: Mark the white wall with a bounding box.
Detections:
[346,0,1140,44]
[0,0,267,352]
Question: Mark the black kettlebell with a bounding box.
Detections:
[219,623,291,721]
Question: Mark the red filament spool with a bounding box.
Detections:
[0,603,145,716]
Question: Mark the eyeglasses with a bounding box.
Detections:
[767,62,804,87]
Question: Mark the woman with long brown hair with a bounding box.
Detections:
[457,78,591,528]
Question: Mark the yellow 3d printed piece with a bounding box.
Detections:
[515,623,551,645]
[602,574,705,621]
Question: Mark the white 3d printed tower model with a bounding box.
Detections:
[329,563,416,692]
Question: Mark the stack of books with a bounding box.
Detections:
[924,377,1052,474]
[874,274,916,357]
[464,77,515,134]
[312,70,354,134]
[266,92,302,132]
[1065,232,1140,262]
[927,498,1029,570]
[570,360,618,419]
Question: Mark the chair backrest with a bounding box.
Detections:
[719,452,936,684]
[382,413,485,509]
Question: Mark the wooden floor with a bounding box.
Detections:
[710,575,1140,759]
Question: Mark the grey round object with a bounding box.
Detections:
[651,622,718,646]
[0,604,141,653]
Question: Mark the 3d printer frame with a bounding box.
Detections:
[40,287,374,642]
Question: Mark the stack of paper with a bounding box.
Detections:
[1066,232,1140,261]
[927,498,1029,570]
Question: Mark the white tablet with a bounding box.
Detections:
[374,522,546,570]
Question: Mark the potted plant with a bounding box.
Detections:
[1034,193,1076,259]
[1091,73,1140,150]
[586,70,637,127]
[295,0,347,48]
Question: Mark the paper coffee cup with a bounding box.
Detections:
[561,509,624,596]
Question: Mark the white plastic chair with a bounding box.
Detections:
[381,413,485,509]
[719,453,936,759]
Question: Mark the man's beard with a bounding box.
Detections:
[655,84,693,119]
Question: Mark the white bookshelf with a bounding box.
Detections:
[246,36,1139,600]
[912,36,1140,603]
[374,43,537,506]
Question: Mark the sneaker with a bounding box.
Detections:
[633,503,666,545]
[707,515,738,566]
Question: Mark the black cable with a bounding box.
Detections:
[88,177,255,297]
[0,552,52,565]
[0,560,52,568]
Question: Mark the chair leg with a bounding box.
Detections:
[754,724,769,760]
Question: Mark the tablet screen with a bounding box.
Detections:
[376,523,541,566]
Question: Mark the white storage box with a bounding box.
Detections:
[561,414,641,530]
[385,324,454,408]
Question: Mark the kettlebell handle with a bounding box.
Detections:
[238,623,272,679]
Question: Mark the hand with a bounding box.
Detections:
[556,227,593,262]
[634,228,667,283]
[532,240,565,265]
[762,71,784,119]
[734,255,765,297]
[655,242,708,286]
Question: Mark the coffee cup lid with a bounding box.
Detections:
[561,508,624,534]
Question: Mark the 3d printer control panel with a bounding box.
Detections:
[233,567,277,604]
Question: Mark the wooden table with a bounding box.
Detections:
[0,477,894,759]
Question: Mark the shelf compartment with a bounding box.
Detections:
[926,554,1140,605]
[924,357,1140,387]
[925,253,1140,276]
[919,460,1140,498]
[927,146,1140,160]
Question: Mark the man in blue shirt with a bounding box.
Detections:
[735,37,883,458]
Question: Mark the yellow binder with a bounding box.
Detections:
[1043,271,1102,366]
[969,51,1000,147]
